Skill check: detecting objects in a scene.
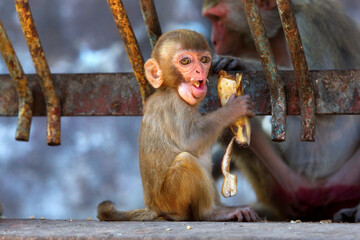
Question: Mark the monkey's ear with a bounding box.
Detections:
[257,0,277,10]
[144,58,163,88]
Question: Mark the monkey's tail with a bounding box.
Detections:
[97,200,158,221]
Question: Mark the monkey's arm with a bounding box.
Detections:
[211,55,292,73]
[249,124,310,193]
[184,96,254,153]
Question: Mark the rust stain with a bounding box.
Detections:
[107,0,153,105]
[15,0,61,145]
[0,71,359,117]
[349,90,360,112]
[0,19,33,141]
[243,0,287,142]
[139,0,162,48]
[276,0,315,142]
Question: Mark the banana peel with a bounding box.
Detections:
[221,137,237,198]
[217,70,251,147]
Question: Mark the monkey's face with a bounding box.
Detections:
[203,1,239,55]
[203,0,281,58]
[174,50,212,105]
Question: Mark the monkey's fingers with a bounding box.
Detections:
[212,55,249,73]
[217,71,251,146]
[238,207,259,222]
[212,56,232,73]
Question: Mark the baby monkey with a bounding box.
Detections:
[97,29,257,221]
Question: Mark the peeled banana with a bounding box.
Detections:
[217,70,251,147]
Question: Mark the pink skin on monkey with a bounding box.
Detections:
[174,50,212,105]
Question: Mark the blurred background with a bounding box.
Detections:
[0,0,359,219]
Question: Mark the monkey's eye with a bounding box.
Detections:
[200,56,210,64]
[180,57,191,65]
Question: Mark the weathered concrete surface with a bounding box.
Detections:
[0,219,359,240]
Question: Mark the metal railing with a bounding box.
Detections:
[0,0,357,145]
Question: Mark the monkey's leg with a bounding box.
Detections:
[159,152,257,221]
[246,121,360,220]
[327,146,360,186]
[158,152,217,220]
[249,123,312,193]
[328,147,360,222]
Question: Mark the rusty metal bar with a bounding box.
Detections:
[107,0,153,104]
[243,0,287,142]
[139,0,162,48]
[0,70,359,117]
[15,0,61,146]
[276,0,315,142]
[0,19,33,141]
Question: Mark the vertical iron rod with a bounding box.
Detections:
[0,19,33,141]
[107,0,153,104]
[276,0,315,142]
[243,0,286,142]
[139,0,162,49]
[15,0,61,146]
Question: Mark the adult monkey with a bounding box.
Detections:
[98,29,258,222]
[203,0,360,222]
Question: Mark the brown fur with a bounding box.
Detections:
[152,30,211,90]
[204,0,360,221]
[97,29,257,221]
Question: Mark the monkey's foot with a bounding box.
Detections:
[229,207,259,222]
[208,206,259,222]
[333,205,360,223]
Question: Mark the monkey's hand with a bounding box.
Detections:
[212,55,262,73]
[221,137,238,198]
[226,95,254,119]
[218,71,254,146]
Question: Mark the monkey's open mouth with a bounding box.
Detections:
[190,79,207,99]
[193,80,203,88]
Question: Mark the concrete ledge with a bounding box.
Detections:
[0,219,359,240]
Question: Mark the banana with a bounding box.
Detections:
[217,70,251,147]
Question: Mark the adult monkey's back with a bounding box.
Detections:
[203,0,360,222]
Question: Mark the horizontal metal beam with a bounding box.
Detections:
[0,70,359,117]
